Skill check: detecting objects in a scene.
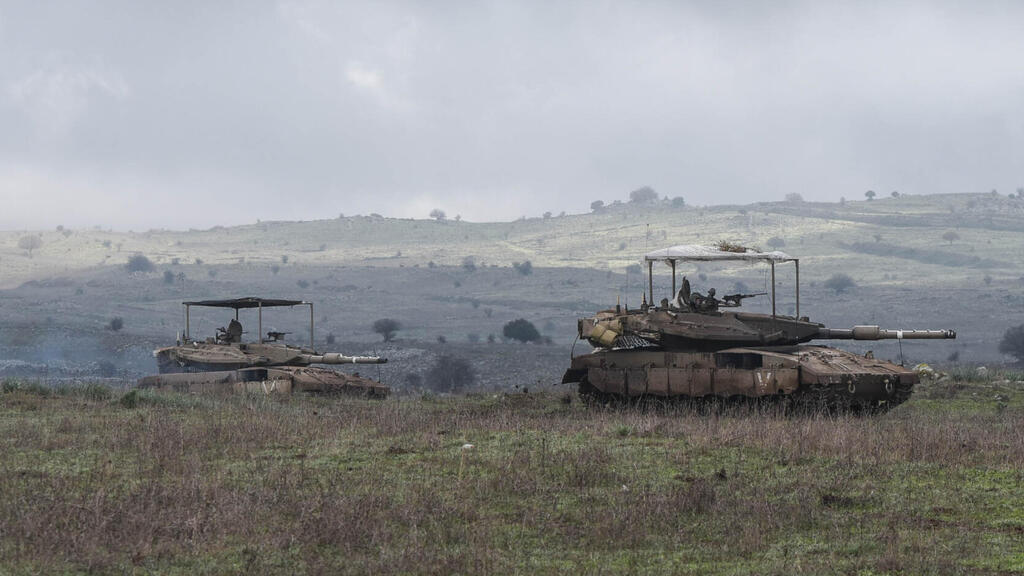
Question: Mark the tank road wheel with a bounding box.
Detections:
[577,375,612,405]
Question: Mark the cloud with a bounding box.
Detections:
[8,58,129,139]
[1,1,1023,230]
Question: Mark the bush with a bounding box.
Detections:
[461,257,477,272]
[512,261,533,276]
[125,254,154,273]
[629,186,658,203]
[425,354,476,393]
[590,200,604,212]
[163,270,176,284]
[325,333,336,345]
[824,273,856,294]
[119,390,139,409]
[784,193,804,203]
[503,319,541,343]
[671,196,686,208]
[766,236,786,249]
[999,324,1024,363]
[17,235,42,257]
[296,279,310,289]
[97,360,117,376]
[430,209,446,221]
[108,317,124,331]
[372,318,401,342]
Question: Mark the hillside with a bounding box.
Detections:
[0,192,1021,381]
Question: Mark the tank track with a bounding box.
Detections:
[576,374,914,414]
[791,378,914,414]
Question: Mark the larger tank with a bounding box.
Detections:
[138,297,388,397]
[561,245,955,411]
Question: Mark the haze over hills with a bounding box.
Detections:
[0,191,1021,381]
[2,191,1022,288]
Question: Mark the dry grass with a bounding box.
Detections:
[1,379,1022,574]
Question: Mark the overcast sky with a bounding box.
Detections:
[2,1,1023,230]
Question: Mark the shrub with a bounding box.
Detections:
[590,200,604,212]
[824,273,856,294]
[372,318,401,342]
[17,235,42,257]
[119,390,139,409]
[671,196,686,208]
[999,325,1024,363]
[430,209,446,221]
[108,317,124,331]
[461,257,476,272]
[503,319,541,343]
[766,236,786,249]
[325,333,336,345]
[296,279,310,289]
[784,193,803,203]
[629,186,658,203]
[163,270,175,284]
[97,360,117,376]
[513,261,533,276]
[424,354,476,393]
[125,254,154,273]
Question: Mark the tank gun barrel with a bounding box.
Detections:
[302,353,388,365]
[816,326,956,340]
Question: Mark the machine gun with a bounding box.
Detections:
[720,291,768,307]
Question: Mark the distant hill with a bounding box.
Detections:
[2,192,1021,289]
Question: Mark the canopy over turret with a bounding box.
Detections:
[644,245,795,263]
[183,297,306,309]
[640,244,800,319]
[182,296,314,346]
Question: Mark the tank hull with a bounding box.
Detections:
[138,366,388,398]
[562,345,915,410]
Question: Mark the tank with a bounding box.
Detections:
[561,245,956,411]
[137,297,388,397]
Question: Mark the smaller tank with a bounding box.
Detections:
[138,297,388,397]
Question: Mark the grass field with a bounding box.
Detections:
[2,373,1022,575]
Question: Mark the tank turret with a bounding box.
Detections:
[563,245,956,412]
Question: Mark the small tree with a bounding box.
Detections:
[425,354,476,393]
[18,235,42,257]
[503,319,541,343]
[429,209,447,221]
[865,190,876,201]
[125,254,154,273]
[629,186,658,203]
[942,230,960,245]
[824,273,856,294]
[163,270,176,284]
[461,256,477,272]
[784,193,804,203]
[891,191,900,198]
[999,325,1024,363]
[108,317,124,331]
[513,260,533,276]
[766,236,786,249]
[372,318,401,342]
[671,196,686,208]
[590,200,605,212]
